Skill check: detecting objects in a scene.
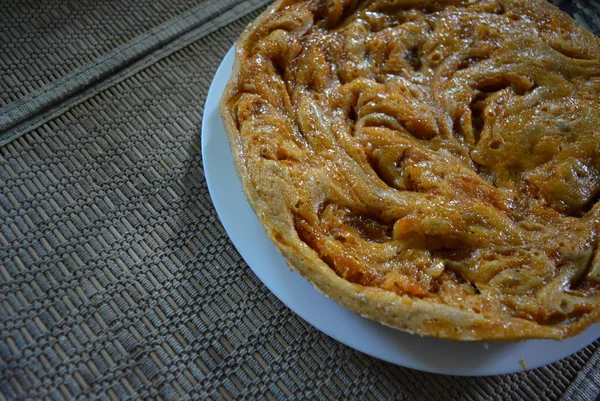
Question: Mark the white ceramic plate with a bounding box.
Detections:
[201,48,600,376]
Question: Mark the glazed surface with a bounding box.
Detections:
[221,0,600,339]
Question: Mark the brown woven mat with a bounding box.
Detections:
[1,1,600,400]
[0,0,201,108]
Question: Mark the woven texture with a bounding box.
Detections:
[0,0,270,146]
[1,1,600,400]
[0,0,201,108]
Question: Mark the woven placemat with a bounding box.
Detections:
[1,1,600,400]
[0,0,201,108]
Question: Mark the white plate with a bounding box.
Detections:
[201,48,600,376]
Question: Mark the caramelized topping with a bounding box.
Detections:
[226,0,600,332]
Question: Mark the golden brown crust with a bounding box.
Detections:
[220,0,600,340]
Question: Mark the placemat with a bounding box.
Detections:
[1,1,599,400]
[0,0,200,108]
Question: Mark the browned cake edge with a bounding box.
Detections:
[219,0,600,340]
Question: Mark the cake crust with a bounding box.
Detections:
[220,0,600,340]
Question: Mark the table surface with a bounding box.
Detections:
[1,1,599,400]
